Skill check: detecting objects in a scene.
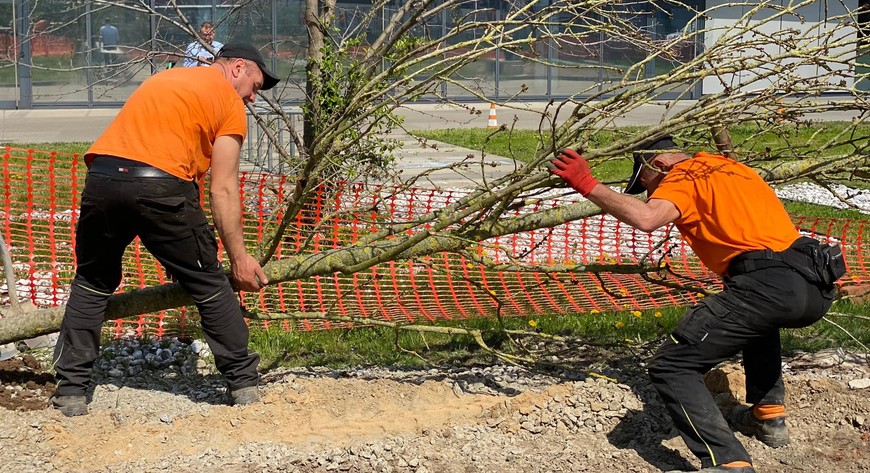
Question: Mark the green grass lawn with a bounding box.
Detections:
[0,56,89,84]
[247,298,870,371]
[2,142,90,155]
[1,144,89,209]
[413,122,870,186]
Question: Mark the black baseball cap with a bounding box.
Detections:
[216,43,280,91]
[624,136,678,195]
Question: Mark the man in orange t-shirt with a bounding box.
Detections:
[51,43,280,417]
[549,137,835,473]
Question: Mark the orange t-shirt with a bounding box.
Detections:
[85,66,247,181]
[650,152,799,275]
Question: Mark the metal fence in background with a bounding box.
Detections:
[243,105,304,174]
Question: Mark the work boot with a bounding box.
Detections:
[51,395,88,417]
[227,386,260,406]
[731,404,790,448]
[665,466,756,473]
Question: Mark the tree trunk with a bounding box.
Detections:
[711,125,737,160]
[304,0,323,151]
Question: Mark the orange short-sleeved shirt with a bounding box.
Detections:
[85,66,247,181]
[650,152,799,275]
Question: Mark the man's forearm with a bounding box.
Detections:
[210,185,248,264]
[585,184,673,233]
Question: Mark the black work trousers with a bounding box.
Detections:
[54,157,259,395]
[647,264,834,468]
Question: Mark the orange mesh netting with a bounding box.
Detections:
[1,148,866,336]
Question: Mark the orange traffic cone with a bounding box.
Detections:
[487,103,498,129]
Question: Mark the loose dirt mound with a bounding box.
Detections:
[0,350,868,473]
[0,354,55,411]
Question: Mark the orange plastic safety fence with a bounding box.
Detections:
[1,147,866,337]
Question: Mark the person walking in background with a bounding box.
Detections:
[548,137,841,472]
[98,19,120,66]
[50,43,280,417]
[183,21,223,67]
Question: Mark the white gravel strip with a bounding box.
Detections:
[776,182,870,213]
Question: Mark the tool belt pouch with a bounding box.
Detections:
[817,243,846,285]
[784,237,846,285]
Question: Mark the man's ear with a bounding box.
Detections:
[649,154,673,172]
[231,58,245,78]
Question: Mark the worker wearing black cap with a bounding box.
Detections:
[548,138,839,472]
[51,43,280,416]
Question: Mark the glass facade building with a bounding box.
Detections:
[0,0,864,109]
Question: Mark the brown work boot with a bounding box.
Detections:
[731,404,790,448]
[227,386,260,406]
[51,394,88,417]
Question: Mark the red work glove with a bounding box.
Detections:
[548,149,600,197]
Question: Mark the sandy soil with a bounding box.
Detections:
[0,349,868,473]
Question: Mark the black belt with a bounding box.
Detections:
[89,160,175,178]
[728,248,789,276]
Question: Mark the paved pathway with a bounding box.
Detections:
[2,100,859,143]
[385,131,519,189]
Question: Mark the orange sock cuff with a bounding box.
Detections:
[721,461,753,468]
[753,403,786,420]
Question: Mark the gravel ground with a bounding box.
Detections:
[0,337,868,473]
[775,183,870,213]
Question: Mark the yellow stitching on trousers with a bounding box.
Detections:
[680,403,717,465]
[75,282,114,297]
[198,289,224,304]
[51,342,65,370]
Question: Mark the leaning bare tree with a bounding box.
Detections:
[0,0,868,345]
